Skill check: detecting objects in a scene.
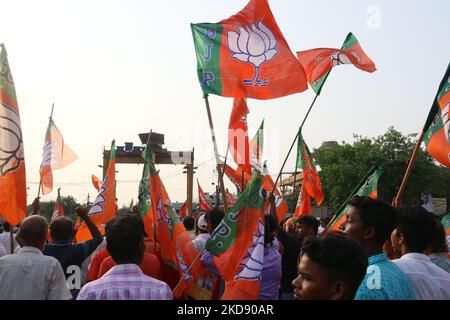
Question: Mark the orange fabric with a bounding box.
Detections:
[0,45,26,227]
[197,182,212,212]
[87,247,111,281]
[218,0,308,99]
[295,183,311,217]
[97,253,162,280]
[75,141,116,242]
[262,173,288,221]
[426,90,450,167]
[228,98,251,174]
[91,174,102,191]
[302,146,325,206]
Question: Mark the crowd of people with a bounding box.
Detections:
[0,194,449,300]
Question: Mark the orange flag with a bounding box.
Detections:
[262,165,288,221]
[39,119,78,195]
[219,163,251,192]
[0,44,26,226]
[91,174,102,191]
[197,181,212,212]
[294,182,311,217]
[75,140,116,242]
[178,201,188,217]
[191,0,308,99]
[228,98,251,176]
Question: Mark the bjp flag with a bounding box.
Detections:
[0,44,26,226]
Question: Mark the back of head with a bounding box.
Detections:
[396,206,436,253]
[50,216,74,243]
[297,215,320,235]
[206,207,225,231]
[301,234,368,299]
[3,221,11,232]
[106,214,145,265]
[183,216,195,231]
[429,220,448,254]
[16,216,48,250]
[350,195,396,246]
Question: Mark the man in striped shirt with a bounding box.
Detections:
[77,214,172,300]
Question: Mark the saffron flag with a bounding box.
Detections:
[296,133,324,206]
[51,188,64,222]
[39,119,78,195]
[178,201,188,217]
[191,0,307,100]
[91,174,102,191]
[250,120,264,171]
[0,44,26,226]
[205,170,266,299]
[326,167,383,233]
[198,181,212,212]
[297,33,376,94]
[226,192,238,208]
[220,163,251,193]
[228,98,251,175]
[75,140,116,242]
[423,62,450,167]
[138,146,156,243]
[261,166,288,221]
[295,181,311,217]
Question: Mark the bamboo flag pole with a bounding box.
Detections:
[37,103,55,199]
[271,94,319,193]
[392,130,425,207]
[322,166,377,235]
[203,94,228,212]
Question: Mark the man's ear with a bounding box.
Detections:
[363,226,376,242]
[329,281,347,300]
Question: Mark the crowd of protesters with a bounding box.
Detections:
[0,194,449,300]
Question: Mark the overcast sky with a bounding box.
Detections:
[1,0,448,206]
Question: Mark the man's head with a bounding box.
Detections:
[295,216,320,241]
[196,214,208,234]
[292,234,368,300]
[49,216,74,243]
[392,206,436,255]
[3,221,11,232]
[183,216,195,231]
[344,196,396,255]
[205,208,224,234]
[16,216,48,251]
[106,214,145,265]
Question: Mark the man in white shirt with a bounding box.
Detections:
[192,214,210,252]
[0,243,7,257]
[0,215,72,300]
[391,206,450,300]
[0,222,19,254]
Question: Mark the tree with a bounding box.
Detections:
[313,127,450,212]
[26,195,80,222]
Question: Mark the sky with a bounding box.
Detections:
[0,0,449,207]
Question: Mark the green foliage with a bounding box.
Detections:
[313,127,450,211]
[26,195,80,222]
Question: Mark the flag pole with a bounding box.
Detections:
[9,228,14,254]
[272,94,319,193]
[37,103,56,199]
[203,94,228,212]
[392,130,425,207]
[172,247,206,296]
[322,166,377,235]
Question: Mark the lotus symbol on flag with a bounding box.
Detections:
[0,104,24,176]
[227,20,278,87]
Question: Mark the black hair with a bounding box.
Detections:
[50,217,74,242]
[206,207,225,230]
[396,206,436,253]
[430,220,448,254]
[183,216,195,231]
[349,195,396,246]
[264,214,276,247]
[3,222,11,232]
[320,215,332,225]
[301,234,368,297]
[105,218,116,236]
[297,215,320,235]
[106,214,145,265]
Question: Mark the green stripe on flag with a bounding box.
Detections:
[191,23,223,96]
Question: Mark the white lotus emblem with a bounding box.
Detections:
[227,20,278,87]
[0,104,24,176]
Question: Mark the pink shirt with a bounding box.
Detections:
[77,264,172,300]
